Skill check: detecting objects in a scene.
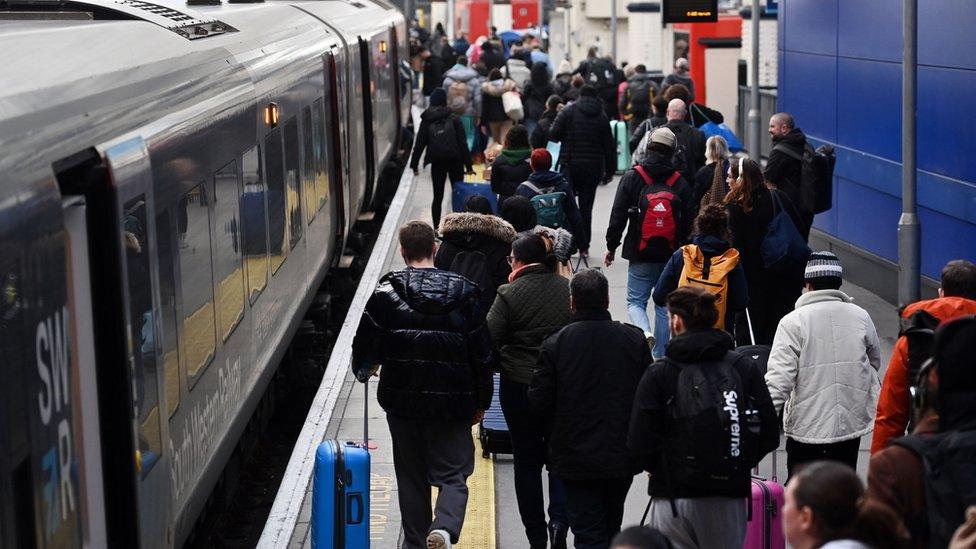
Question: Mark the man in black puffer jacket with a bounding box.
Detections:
[352,220,494,549]
[548,85,615,257]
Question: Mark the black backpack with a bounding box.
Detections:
[662,353,763,488]
[449,249,494,311]
[772,142,836,215]
[667,125,697,183]
[900,309,940,430]
[427,116,459,161]
[584,58,616,92]
[892,430,976,548]
[627,76,654,115]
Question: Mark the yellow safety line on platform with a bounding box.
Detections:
[434,427,496,549]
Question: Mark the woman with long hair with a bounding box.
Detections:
[522,63,555,137]
[481,67,519,143]
[724,157,805,345]
[784,461,908,549]
[490,124,533,201]
[694,135,731,212]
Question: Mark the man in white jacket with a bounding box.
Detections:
[765,252,882,478]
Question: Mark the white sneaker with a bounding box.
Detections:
[426,529,453,549]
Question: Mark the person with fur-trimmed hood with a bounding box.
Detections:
[435,211,518,312]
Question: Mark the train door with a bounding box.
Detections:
[358,36,377,210]
[330,44,353,243]
[325,50,346,257]
[55,137,172,548]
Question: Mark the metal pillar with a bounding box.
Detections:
[538,0,544,30]
[898,0,921,306]
[446,0,455,41]
[610,0,618,62]
[747,0,761,158]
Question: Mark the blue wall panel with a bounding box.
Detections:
[919,1,976,70]
[918,65,976,182]
[838,0,900,62]
[781,51,837,143]
[919,207,976,279]
[834,179,900,262]
[782,0,837,56]
[836,58,901,162]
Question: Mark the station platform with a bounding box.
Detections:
[260,148,902,549]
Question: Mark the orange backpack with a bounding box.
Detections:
[678,244,739,329]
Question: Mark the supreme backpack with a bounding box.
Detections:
[663,353,763,487]
[678,245,740,330]
[427,116,459,161]
[772,142,836,214]
[447,81,470,114]
[635,165,682,261]
[523,182,568,229]
[449,249,494,310]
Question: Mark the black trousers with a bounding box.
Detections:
[563,476,633,549]
[561,164,603,253]
[785,436,861,480]
[430,162,463,228]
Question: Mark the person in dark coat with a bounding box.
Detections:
[530,95,563,149]
[548,85,615,257]
[522,62,555,137]
[628,95,670,153]
[409,88,474,227]
[628,286,780,549]
[435,211,517,312]
[664,99,707,185]
[515,148,585,251]
[765,112,813,239]
[662,83,725,129]
[487,234,571,549]
[652,204,748,333]
[490,124,533,200]
[606,127,695,358]
[724,157,805,346]
[352,221,494,549]
[479,40,505,72]
[529,269,650,549]
[421,47,445,97]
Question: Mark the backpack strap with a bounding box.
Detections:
[523,182,542,194]
[665,171,681,187]
[634,165,653,185]
[772,143,804,161]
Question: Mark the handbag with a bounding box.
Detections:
[691,103,744,152]
[502,90,524,121]
[760,190,811,273]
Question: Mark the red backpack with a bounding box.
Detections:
[635,165,682,260]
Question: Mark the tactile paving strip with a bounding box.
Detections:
[432,427,495,549]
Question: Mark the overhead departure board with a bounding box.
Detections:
[662,0,719,23]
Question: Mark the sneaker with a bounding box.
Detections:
[426,529,453,549]
[645,332,656,352]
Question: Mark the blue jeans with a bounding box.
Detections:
[626,261,670,358]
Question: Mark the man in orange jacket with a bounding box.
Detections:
[871,259,976,454]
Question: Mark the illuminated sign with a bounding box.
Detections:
[662,0,718,23]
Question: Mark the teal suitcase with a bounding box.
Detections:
[611,120,631,174]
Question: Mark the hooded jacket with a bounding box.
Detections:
[530,108,560,149]
[522,63,555,121]
[765,289,883,444]
[764,127,808,215]
[442,64,483,117]
[352,267,495,420]
[665,119,707,184]
[871,296,976,453]
[481,78,518,123]
[434,212,517,306]
[548,95,615,175]
[504,57,531,88]
[409,106,472,170]
[553,73,573,99]
[628,329,780,498]
[487,264,571,385]
[606,153,695,262]
[529,309,650,480]
[651,234,749,330]
[515,170,586,250]
[489,147,532,197]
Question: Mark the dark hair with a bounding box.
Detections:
[666,286,719,330]
[488,68,503,80]
[571,269,610,311]
[648,142,673,157]
[940,259,976,299]
[724,157,764,213]
[634,64,647,73]
[807,278,843,291]
[693,204,731,242]
[611,526,673,549]
[464,195,493,215]
[663,83,691,105]
[545,94,563,111]
[571,74,585,88]
[503,124,530,150]
[792,461,907,549]
[500,196,538,232]
[511,234,556,270]
[652,94,668,115]
[530,62,549,85]
[457,55,468,66]
[399,220,436,262]
[579,84,598,97]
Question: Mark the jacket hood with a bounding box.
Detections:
[438,212,517,243]
[639,152,678,179]
[692,234,732,255]
[527,170,566,188]
[529,62,549,85]
[668,73,693,86]
[576,96,603,116]
[628,73,655,84]
[500,148,531,164]
[773,127,807,147]
[482,79,510,96]
[385,268,476,316]
[445,65,479,82]
[795,289,854,309]
[420,106,453,121]
[666,329,735,363]
[528,225,574,263]
[901,296,976,320]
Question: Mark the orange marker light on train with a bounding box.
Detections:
[264,102,280,128]
[379,40,388,53]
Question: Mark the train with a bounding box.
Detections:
[0,0,409,545]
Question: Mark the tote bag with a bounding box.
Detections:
[761,191,811,273]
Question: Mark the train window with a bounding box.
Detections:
[302,106,317,224]
[313,98,330,211]
[213,160,245,340]
[154,211,181,418]
[265,129,287,274]
[242,145,268,303]
[178,183,217,382]
[284,116,303,249]
[122,196,162,476]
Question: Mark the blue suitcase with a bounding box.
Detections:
[478,374,512,458]
[452,180,499,214]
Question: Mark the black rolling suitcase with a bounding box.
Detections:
[478,373,513,458]
[736,309,771,374]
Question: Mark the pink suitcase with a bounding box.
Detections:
[744,451,785,549]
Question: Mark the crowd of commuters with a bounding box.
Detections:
[364,23,976,549]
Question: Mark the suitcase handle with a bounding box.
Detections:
[346,493,365,525]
